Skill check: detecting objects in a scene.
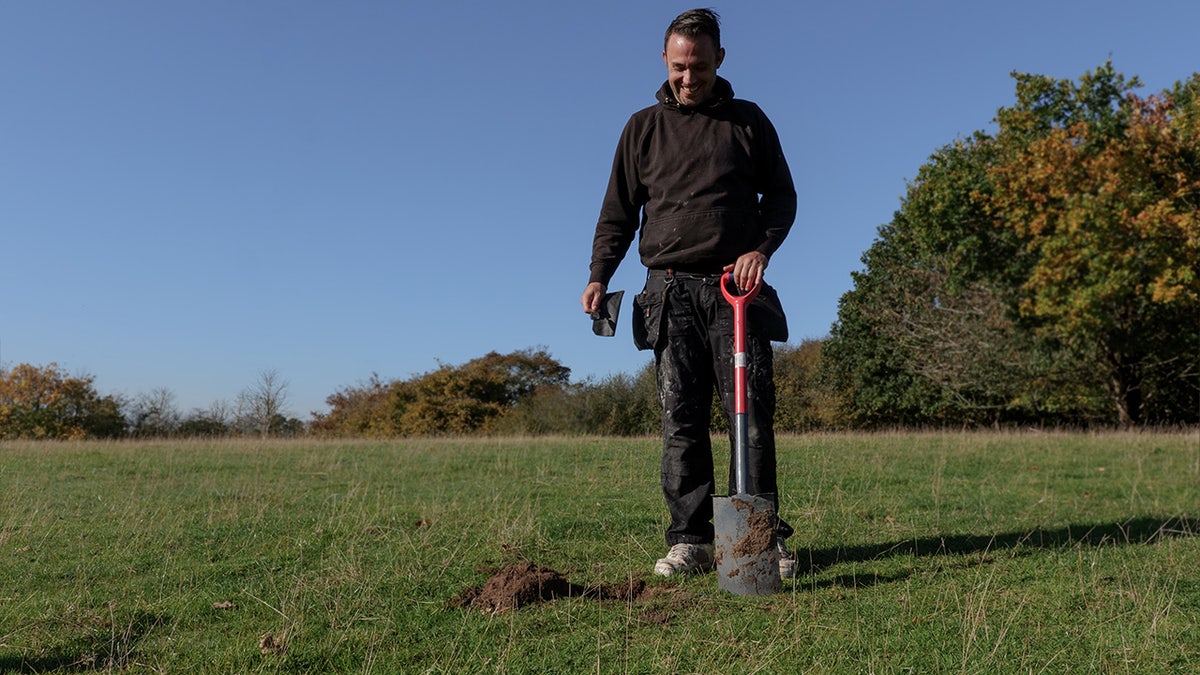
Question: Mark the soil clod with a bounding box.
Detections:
[451,561,647,613]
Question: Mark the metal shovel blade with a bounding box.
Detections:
[713,492,781,596]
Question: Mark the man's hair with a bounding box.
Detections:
[664,8,721,51]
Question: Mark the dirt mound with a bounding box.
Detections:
[451,561,647,613]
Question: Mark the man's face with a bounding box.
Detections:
[663,33,725,107]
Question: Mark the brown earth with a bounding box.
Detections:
[450,561,649,613]
[731,498,775,559]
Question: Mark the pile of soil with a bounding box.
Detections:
[451,561,647,613]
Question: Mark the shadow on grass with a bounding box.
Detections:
[800,515,1198,589]
[0,611,165,674]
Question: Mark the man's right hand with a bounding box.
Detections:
[581,282,607,315]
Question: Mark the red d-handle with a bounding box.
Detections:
[720,272,760,308]
[721,273,760,359]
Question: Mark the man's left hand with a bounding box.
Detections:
[723,251,768,291]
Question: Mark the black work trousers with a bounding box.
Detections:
[634,270,793,546]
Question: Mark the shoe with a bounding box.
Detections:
[654,543,715,576]
[777,536,799,579]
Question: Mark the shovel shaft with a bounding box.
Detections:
[732,297,749,495]
[720,273,759,496]
[733,413,748,494]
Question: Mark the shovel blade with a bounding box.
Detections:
[713,493,781,596]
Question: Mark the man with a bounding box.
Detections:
[580,9,798,578]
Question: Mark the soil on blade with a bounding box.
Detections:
[731,499,775,559]
[451,561,647,613]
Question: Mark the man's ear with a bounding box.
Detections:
[716,47,726,69]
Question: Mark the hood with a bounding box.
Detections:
[656,76,734,110]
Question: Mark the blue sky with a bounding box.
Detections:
[2,1,1197,418]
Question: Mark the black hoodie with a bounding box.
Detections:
[588,77,796,286]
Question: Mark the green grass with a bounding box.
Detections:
[1,433,1198,673]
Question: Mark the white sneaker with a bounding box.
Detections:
[654,543,715,576]
[778,537,799,579]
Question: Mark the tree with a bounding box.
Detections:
[505,363,661,436]
[316,348,574,437]
[127,387,182,437]
[178,400,232,437]
[311,374,393,437]
[774,340,844,431]
[989,66,1200,426]
[0,363,126,439]
[394,349,571,435]
[821,231,960,427]
[236,369,291,437]
[823,62,1198,428]
[820,136,1031,426]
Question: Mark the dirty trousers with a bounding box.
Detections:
[650,273,794,546]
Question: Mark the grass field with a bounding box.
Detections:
[1,432,1198,673]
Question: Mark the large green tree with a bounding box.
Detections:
[821,134,1073,426]
[823,62,1198,427]
[990,67,1200,426]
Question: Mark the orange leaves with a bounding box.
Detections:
[988,81,1200,335]
[0,363,122,440]
[312,348,573,436]
[0,362,72,411]
[835,63,1196,426]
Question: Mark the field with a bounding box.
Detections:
[1,432,1198,673]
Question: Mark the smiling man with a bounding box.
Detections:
[663,18,724,107]
[581,9,799,579]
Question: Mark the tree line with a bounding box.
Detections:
[0,363,304,440]
[309,344,833,437]
[0,345,831,439]
[3,62,1196,440]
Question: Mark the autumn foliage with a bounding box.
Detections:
[311,349,573,436]
[823,62,1200,427]
[989,77,1200,425]
[0,363,126,440]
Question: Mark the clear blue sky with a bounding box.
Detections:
[2,1,1197,418]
